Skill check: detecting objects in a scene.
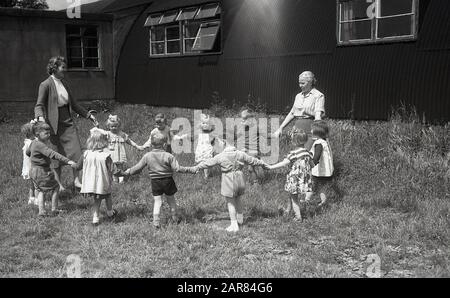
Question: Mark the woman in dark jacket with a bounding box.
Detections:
[35,56,98,189]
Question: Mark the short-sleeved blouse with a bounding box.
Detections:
[289,88,325,119]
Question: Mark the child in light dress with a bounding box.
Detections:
[105,114,143,183]
[142,113,187,154]
[123,132,196,228]
[194,112,215,179]
[27,122,76,217]
[267,128,314,221]
[307,120,334,206]
[190,138,269,232]
[74,128,117,226]
[21,121,36,205]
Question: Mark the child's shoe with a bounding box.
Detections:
[28,197,36,205]
[237,213,244,225]
[51,209,66,216]
[153,220,161,229]
[226,220,239,232]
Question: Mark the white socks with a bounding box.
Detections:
[237,213,244,224]
[93,212,99,224]
[226,220,239,232]
[28,197,36,205]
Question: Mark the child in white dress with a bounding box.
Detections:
[74,128,117,226]
[308,120,334,206]
[21,121,36,205]
[105,114,143,183]
[195,113,215,179]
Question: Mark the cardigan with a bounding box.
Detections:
[34,76,91,135]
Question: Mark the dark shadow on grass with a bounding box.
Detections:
[245,206,279,223]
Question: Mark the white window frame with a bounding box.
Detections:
[66,25,101,69]
[337,0,419,45]
[146,3,221,58]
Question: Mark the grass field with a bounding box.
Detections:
[0,103,449,277]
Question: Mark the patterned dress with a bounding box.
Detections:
[107,131,129,164]
[284,148,314,195]
[195,132,214,163]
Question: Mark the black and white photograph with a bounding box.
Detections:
[0,0,449,282]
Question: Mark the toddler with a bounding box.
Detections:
[267,128,314,221]
[124,132,196,228]
[21,121,36,205]
[105,114,143,183]
[308,120,334,206]
[191,138,269,232]
[74,127,117,226]
[194,112,215,179]
[142,113,186,153]
[27,122,76,216]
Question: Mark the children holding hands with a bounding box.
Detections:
[26,122,77,216]
[105,114,144,183]
[122,132,196,228]
[142,113,188,153]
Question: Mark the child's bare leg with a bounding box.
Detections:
[165,195,178,222]
[28,182,36,205]
[104,195,116,217]
[36,191,46,216]
[92,195,102,224]
[235,196,244,225]
[203,168,209,179]
[291,194,302,221]
[116,164,125,183]
[51,189,60,212]
[226,197,239,232]
[53,168,65,191]
[153,195,163,227]
[305,191,313,202]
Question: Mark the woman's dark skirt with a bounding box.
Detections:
[49,105,82,168]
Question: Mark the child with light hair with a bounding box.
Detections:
[123,132,196,228]
[73,127,118,226]
[21,121,36,205]
[190,138,269,232]
[194,112,215,179]
[27,122,76,216]
[105,114,144,183]
[142,113,187,153]
[267,128,314,221]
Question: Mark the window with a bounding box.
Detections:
[66,25,100,68]
[145,3,221,57]
[337,0,418,45]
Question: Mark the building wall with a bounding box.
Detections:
[116,0,449,121]
[0,9,114,107]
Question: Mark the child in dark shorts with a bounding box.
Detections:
[123,132,196,228]
[27,122,76,216]
[307,120,334,206]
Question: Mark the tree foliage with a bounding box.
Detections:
[0,0,49,9]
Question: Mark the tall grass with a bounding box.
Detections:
[0,102,448,277]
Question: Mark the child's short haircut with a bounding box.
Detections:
[311,120,329,139]
[21,122,35,139]
[106,114,121,129]
[240,108,255,119]
[290,127,308,146]
[33,122,51,136]
[155,113,167,124]
[87,128,109,150]
[151,132,167,147]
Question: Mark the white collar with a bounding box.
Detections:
[51,75,62,82]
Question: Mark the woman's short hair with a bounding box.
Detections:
[21,122,35,139]
[32,122,51,136]
[311,120,329,139]
[86,128,109,150]
[299,71,317,86]
[289,127,308,146]
[47,56,66,75]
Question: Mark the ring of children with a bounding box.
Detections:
[0,103,449,278]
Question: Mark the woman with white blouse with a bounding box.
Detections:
[273,71,325,150]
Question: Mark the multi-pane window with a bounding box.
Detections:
[337,0,418,44]
[145,3,221,57]
[66,25,100,68]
